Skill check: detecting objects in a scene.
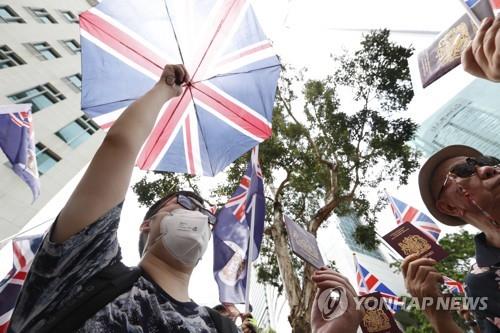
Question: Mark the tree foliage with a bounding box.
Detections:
[133,29,419,332]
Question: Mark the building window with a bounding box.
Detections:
[60,10,78,23]
[28,8,57,24]
[64,73,82,91]
[28,42,61,60]
[62,39,81,54]
[0,45,26,69]
[0,5,25,23]
[56,116,99,148]
[8,83,65,113]
[35,143,61,175]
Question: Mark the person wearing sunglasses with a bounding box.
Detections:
[8,65,239,333]
[401,145,500,333]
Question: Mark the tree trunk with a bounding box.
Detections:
[269,209,306,331]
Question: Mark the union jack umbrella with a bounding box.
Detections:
[80,0,280,176]
[0,234,43,333]
[386,192,442,242]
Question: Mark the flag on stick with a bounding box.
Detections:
[0,104,40,201]
[386,192,441,242]
[0,234,43,333]
[213,147,265,305]
[443,276,465,295]
[353,254,403,313]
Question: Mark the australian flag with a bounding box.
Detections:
[354,254,403,314]
[386,193,441,242]
[0,234,43,333]
[213,147,265,304]
[0,104,40,201]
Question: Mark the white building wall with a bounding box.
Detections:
[0,0,104,240]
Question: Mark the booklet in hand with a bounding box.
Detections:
[382,222,448,262]
[359,292,402,333]
[283,215,325,269]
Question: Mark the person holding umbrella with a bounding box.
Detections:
[7,65,363,333]
[402,145,500,333]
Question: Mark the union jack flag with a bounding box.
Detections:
[386,193,441,242]
[353,254,403,314]
[443,276,465,295]
[213,146,265,303]
[491,0,500,15]
[80,0,280,176]
[0,234,43,333]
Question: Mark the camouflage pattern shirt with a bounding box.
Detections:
[8,203,217,333]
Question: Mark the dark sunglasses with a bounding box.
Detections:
[437,156,500,199]
[177,194,216,225]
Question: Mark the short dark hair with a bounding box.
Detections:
[138,190,205,256]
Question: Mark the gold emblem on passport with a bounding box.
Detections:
[362,309,391,332]
[436,22,471,65]
[398,235,431,257]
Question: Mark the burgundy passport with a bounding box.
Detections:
[382,222,448,261]
[359,292,402,333]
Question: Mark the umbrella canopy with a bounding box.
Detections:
[80,0,280,176]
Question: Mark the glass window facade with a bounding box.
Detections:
[56,116,99,148]
[61,10,78,23]
[63,39,81,54]
[29,8,57,24]
[35,143,60,175]
[415,80,500,157]
[8,84,65,112]
[0,6,25,23]
[336,215,385,261]
[66,73,82,90]
[30,42,60,60]
[0,45,26,69]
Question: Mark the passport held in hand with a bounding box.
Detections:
[382,222,448,261]
[283,215,325,269]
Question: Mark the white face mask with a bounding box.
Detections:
[157,209,211,267]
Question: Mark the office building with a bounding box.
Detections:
[0,0,104,240]
[415,79,500,157]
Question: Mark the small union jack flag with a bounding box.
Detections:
[443,276,465,295]
[386,193,442,242]
[353,254,403,314]
[0,234,43,333]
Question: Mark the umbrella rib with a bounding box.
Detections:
[162,0,185,65]
[190,0,239,80]
[192,64,281,84]
[188,88,216,176]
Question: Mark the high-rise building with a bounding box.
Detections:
[319,214,407,297]
[0,0,104,240]
[414,79,500,157]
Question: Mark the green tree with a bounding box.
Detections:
[392,229,476,332]
[133,29,419,332]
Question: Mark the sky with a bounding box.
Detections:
[0,0,484,331]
